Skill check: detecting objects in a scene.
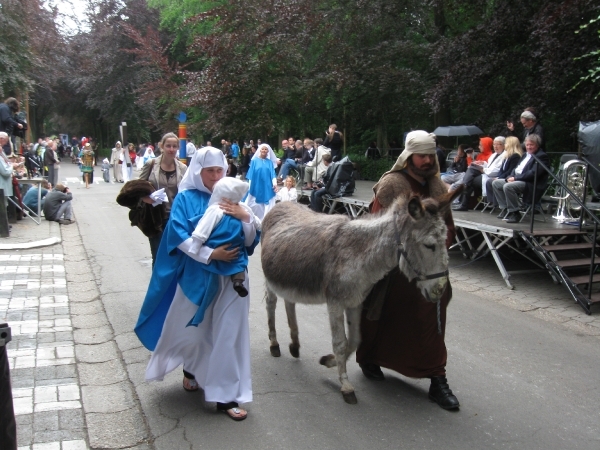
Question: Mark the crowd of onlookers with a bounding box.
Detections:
[437,107,548,224]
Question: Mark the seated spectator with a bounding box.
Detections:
[492,134,548,223]
[276,176,298,203]
[23,180,50,215]
[304,141,332,189]
[441,145,469,187]
[452,136,505,211]
[42,184,75,225]
[485,136,523,210]
[309,157,335,213]
[277,139,305,183]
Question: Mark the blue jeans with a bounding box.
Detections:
[279,159,299,179]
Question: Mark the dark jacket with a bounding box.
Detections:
[0,103,18,134]
[447,155,468,174]
[301,146,314,164]
[496,153,522,180]
[509,149,551,203]
[324,131,343,161]
[43,148,58,166]
[116,180,164,237]
[508,122,545,150]
[282,146,296,161]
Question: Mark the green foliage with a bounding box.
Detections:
[346,151,394,181]
[571,14,600,99]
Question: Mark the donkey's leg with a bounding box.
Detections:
[265,287,281,357]
[323,303,357,404]
[284,300,300,358]
[345,305,362,360]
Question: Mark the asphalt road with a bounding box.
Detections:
[62,161,600,450]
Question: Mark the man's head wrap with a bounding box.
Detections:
[373,130,439,193]
[387,130,439,175]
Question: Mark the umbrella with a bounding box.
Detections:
[432,125,483,137]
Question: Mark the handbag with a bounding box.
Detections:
[126,163,132,168]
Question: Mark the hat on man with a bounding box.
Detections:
[387,130,438,174]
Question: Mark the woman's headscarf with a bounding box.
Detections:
[252,143,278,166]
[114,141,121,148]
[143,147,154,158]
[476,137,493,162]
[179,146,227,194]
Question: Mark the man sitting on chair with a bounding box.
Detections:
[491,134,549,223]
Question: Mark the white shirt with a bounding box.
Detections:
[515,153,532,175]
[186,142,196,157]
[483,151,504,176]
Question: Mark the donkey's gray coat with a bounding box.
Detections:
[261,190,459,403]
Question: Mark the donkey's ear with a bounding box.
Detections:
[407,196,425,220]
[437,184,465,211]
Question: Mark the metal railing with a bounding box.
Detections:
[530,153,600,301]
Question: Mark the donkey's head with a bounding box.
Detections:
[394,186,462,302]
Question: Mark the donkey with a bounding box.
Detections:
[261,187,461,404]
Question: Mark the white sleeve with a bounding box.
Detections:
[178,238,214,264]
[191,207,223,242]
[242,219,258,247]
[289,188,298,202]
[272,177,277,187]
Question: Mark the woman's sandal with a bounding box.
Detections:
[183,376,199,392]
[217,402,247,421]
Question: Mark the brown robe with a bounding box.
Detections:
[356,170,456,378]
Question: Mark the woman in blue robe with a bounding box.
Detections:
[135,146,260,421]
[244,144,278,219]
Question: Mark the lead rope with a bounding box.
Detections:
[394,211,444,335]
[437,300,442,335]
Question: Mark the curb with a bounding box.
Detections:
[0,237,61,251]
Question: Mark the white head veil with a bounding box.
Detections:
[252,143,279,166]
[179,146,228,194]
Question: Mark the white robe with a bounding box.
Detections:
[143,217,256,404]
[145,276,252,404]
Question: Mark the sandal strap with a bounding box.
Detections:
[217,401,239,410]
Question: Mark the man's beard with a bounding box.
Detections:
[408,158,438,178]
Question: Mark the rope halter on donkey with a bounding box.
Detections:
[394,211,448,335]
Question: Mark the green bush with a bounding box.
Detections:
[96,148,112,159]
[346,151,395,181]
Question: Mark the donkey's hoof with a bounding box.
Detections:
[289,343,300,358]
[270,345,281,357]
[342,391,358,404]
[319,354,336,368]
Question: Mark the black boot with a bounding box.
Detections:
[233,280,248,297]
[359,363,385,381]
[429,376,460,410]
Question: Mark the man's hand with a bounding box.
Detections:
[507,177,515,183]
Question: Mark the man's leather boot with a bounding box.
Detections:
[429,376,460,410]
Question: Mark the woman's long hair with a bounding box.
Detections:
[503,136,523,159]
